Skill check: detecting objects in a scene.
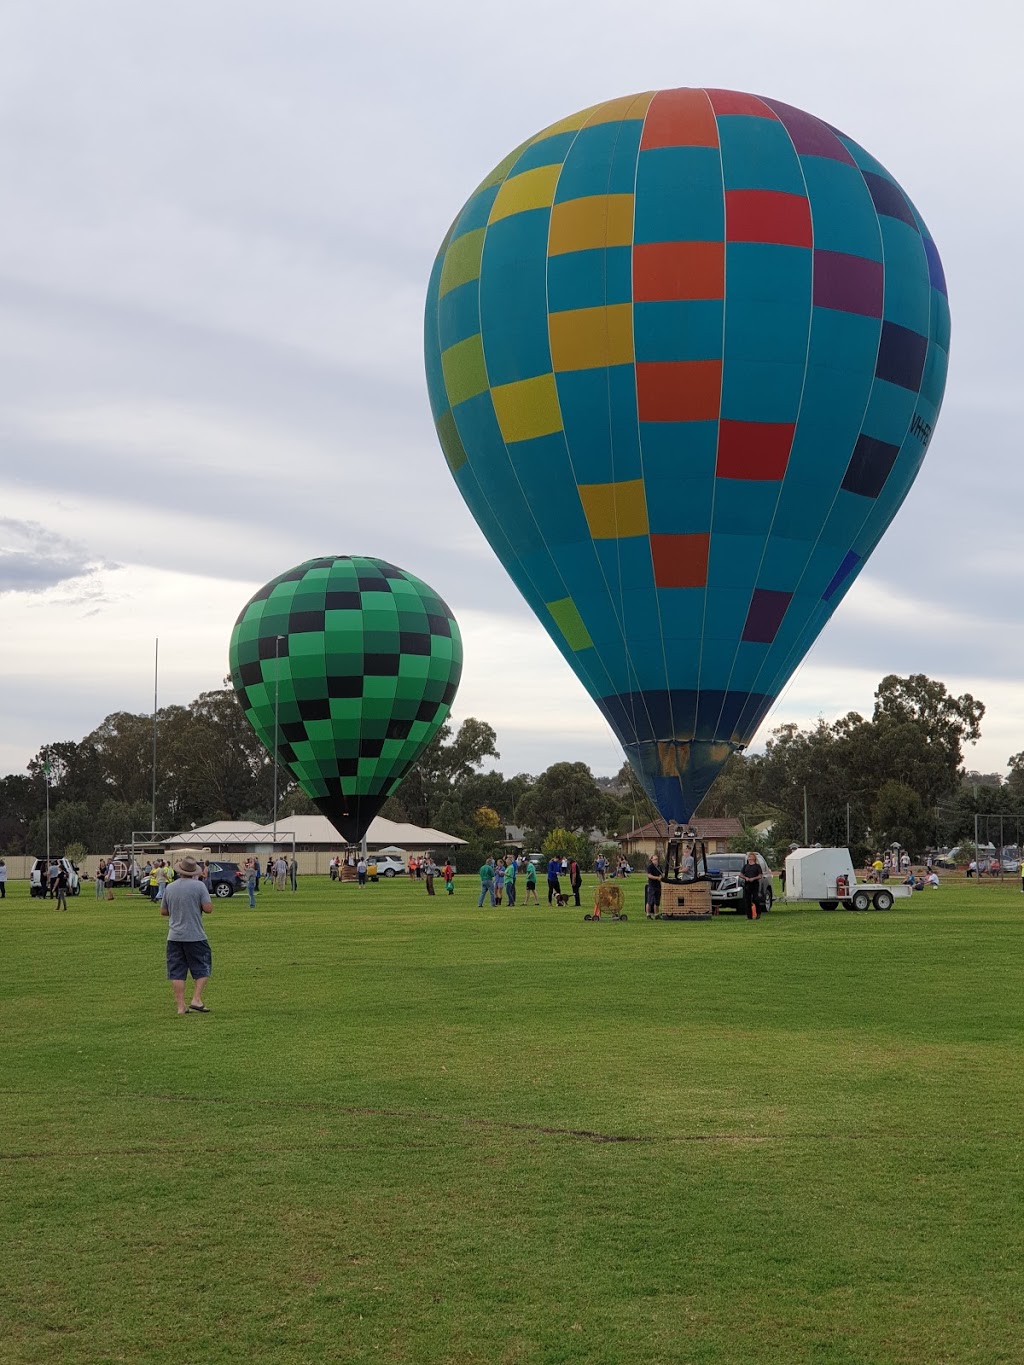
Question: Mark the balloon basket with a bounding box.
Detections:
[655,878,715,921]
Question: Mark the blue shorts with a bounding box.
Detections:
[166,939,212,980]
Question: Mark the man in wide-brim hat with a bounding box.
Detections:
[161,854,214,1015]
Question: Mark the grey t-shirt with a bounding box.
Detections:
[164,876,211,942]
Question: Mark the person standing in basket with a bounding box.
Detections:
[645,854,662,919]
[162,855,213,1015]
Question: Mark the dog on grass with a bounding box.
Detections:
[553,892,570,907]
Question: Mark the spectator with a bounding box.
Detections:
[595,854,607,882]
[547,855,562,905]
[505,854,517,907]
[289,858,298,892]
[96,859,107,900]
[105,860,117,901]
[740,852,762,919]
[443,861,455,896]
[47,858,60,898]
[524,858,538,905]
[356,856,367,887]
[478,858,495,908]
[0,858,6,899]
[568,857,582,906]
[54,862,69,912]
[926,870,940,889]
[245,860,257,908]
[494,859,505,906]
[424,857,436,896]
[967,859,977,879]
[275,856,287,890]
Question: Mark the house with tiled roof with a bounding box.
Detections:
[619,817,743,862]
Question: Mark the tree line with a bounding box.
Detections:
[2,672,1017,866]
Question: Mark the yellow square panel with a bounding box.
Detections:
[578,479,649,539]
[489,164,562,224]
[586,92,656,125]
[549,194,634,256]
[491,374,563,444]
[549,304,634,373]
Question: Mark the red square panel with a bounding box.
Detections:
[705,89,777,118]
[636,361,722,423]
[726,190,812,248]
[651,533,710,588]
[716,421,794,480]
[633,241,724,301]
[640,88,719,149]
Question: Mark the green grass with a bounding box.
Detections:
[2,874,1024,1363]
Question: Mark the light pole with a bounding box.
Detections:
[151,637,159,836]
[44,749,51,870]
[272,635,285,857]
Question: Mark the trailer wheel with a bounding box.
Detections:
[852,890,871,911]
[873,890,894,911]
[584,914,593,921]
[819,900,839,910]
[618,913,628,922]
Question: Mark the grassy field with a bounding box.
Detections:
[2,872,1024,1364]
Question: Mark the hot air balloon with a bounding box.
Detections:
[228,556,462,843]
[424,88,948,821]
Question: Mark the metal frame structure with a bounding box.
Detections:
[128,828,297,888]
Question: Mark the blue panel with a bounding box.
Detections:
[423,255,448,422]
[718,114,805,194]
[878,218,930,332]
[698,634,742,680]
[437,278,481,351]
[478,209,553,385]
[706,534,763,593]
[450,183,501,239]
[633,147,724,243]
[759,534,814,587]
[721,359,806,423]
[547,245,632,312]
[658,587,705,642]
[711,479,779,534]
[557,365,641,485]
[553,117,643,201]
[640,422,718,533]
[511,132,577,175]
[861,377,917,446]
[798,157,882,259]
[596,533,656,597]
[633,300,723,362]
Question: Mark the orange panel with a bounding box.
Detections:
[651,534,710,588]
[640,88,719,149]
[636,361,722,423]
[633,241,724,301]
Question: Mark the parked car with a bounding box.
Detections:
[207,860,244,898]
[704,852,773,912]
[373,855,405,878]
[29,857,81,897]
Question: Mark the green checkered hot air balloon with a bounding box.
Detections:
[228,556,463,843]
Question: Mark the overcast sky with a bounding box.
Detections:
[0,0,1020,782]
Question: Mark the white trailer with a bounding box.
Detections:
[784,847,913,911]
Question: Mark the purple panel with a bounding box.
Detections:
[822,549,861,602]
[875,321,928,392]
[760,98,856,164]
[813,250,884,317]
[741,588,793,645]
[923,236,947,297]
[862,171,918,230]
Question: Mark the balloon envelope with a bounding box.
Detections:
[229,556,462,843]
[424,87,949,820]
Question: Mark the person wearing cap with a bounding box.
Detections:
[161,854,213,1015]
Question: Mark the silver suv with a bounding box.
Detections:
[705,852,773,912]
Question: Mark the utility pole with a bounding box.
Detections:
[803,786,809,845]
[846,801,851,849]
[272,635,285,857]
[44,750,51,870]
[151,638,159,835]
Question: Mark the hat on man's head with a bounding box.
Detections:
[175,855,199,877]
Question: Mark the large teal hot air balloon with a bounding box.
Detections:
[229,556,462,843]
[424,88,948,821]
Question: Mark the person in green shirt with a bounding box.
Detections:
[524,859,538,905]
[477,858,495,908]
